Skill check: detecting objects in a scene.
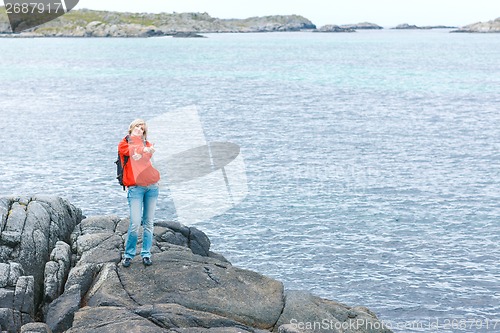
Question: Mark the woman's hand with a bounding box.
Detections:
[144,145,156,154]
[132,148,142,160]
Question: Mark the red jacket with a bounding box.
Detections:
[118,135,160,187]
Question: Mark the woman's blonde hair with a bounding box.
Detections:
[128,119,148,139]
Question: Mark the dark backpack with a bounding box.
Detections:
[115,135,130,190]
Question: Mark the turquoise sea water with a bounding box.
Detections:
[1,30,499,332]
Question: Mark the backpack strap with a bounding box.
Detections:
[122,136,131,166]
[121,135,130,191]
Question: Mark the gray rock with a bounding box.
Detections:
[8,263,24,287]
[0,288,14,309]
[1,196,391,333]
[0,230,22,247]
[188,227,211,256]
[44,241,72,303]
[65,306,168,333]
[0,264,9,288]
[79,215,121,235]
[0,308,22,333]
[0,196,82,333]
[45,285,82,333]
[275,290,391,332]
[73,215,123,265]
[135,303,269,332]
[20,322,53,332]
[43,263,100,326]
[13,276,35,323]
[158,227,189,247]
[117,250,284,329]
[5,202,27,236]
[63,263,100,298]
[84,263,136,308]
[76,232,123,264]
[277,324,303,333]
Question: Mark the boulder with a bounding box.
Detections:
[20,322,52,332]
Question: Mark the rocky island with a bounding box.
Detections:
[339,22,383,30]
[391,23,457,29]
[451,17,500,33]
[392,17,500,32]
[313,25,355,33]
[0,8,315,37]
[0,196,391,333]
[313,22,383,33]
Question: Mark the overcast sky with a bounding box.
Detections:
[72,0,499,27]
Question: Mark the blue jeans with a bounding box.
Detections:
[124,184,159,259]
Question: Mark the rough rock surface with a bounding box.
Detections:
[0,196,82,333]
[1,196,392,333]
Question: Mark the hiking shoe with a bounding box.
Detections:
[142,257,153,266]
[122,258,131,267]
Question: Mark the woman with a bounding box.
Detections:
[118,119,160,267]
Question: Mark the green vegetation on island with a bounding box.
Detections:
[0,8,315,37]
[0,7,498,36]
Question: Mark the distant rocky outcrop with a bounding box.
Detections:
[0,196,393,333]
[222,15,316,32]
[0,8,315,37]
[392,23,428,30]
[314,22,383,32]
[314,25,355,33]
[451,17,500,33]
[340,22,383,30]
[423,25,457,29]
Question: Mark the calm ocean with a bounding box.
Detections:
[1,30,499,332]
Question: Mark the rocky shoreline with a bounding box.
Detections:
[391,23,458,30]
[451,17,500,33]
[1,7,498,37]
[0,196,392,333]
[0,9,316,37]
